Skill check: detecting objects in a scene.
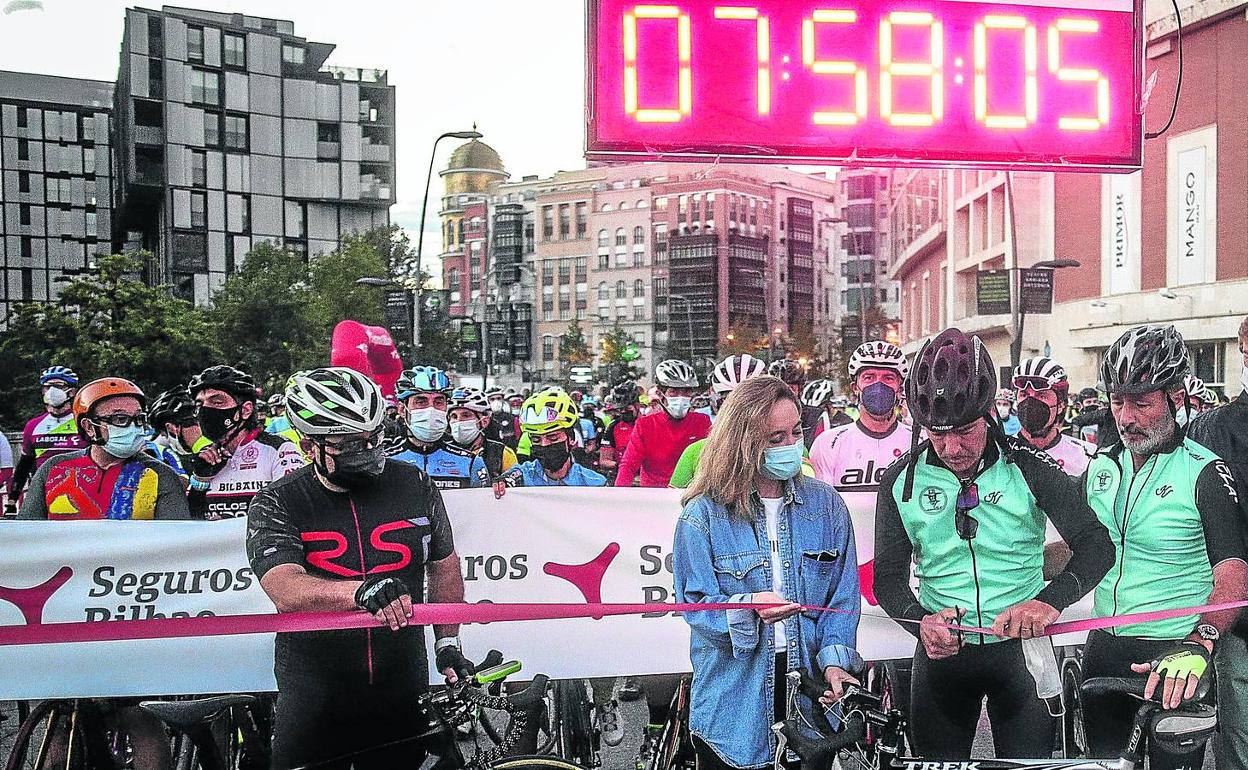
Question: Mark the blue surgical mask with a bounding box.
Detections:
[760,441,804,481]
[696,406,715,418]
[104,424,146,459]
[860,382,898,417]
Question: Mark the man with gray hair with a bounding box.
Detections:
[1188,314,1248,769]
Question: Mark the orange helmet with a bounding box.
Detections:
[73,378,147,422]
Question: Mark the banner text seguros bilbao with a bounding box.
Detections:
[85,565,256,622]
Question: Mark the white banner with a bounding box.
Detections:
[0,487,1091,699]
[1101,171,1140,295]
[1167,124,1217,287]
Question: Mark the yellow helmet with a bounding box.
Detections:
[519,387,579,435]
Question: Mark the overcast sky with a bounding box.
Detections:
[0,1,587,258]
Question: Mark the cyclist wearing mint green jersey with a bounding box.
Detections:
[874,328,1112,760]
[1081,324,1248,770]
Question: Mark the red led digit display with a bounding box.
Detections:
[586,0,1143,172]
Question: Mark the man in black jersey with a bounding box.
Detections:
[247,367,471,770]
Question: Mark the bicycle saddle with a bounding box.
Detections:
[139,694,257,730]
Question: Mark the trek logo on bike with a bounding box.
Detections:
[899,762,984,770]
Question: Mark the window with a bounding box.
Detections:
[21,268,32,300]
[598,229,609,248]
[637,199,648,209]
[543,335,555,361]
[598,254,609,270]
[575,256,587,282]
[615,228,626,246]
[191,150,207,187]
[634,306,645,321]
[558,259,571,283]
[633,225,645,244]
[17,107,28,128]
[191,69,220,105]
[228,194,250,233]
[86,211,98,238]
[21,236,32,259]
[598,282,610,301]
[541,262,554,283]
[282,44,305,65]
[18,171,30,193]
[616,280,628,299]
[559,204,570,238]
[187,26,204,61]
[190,192,207,228]
[575,202,588,238]
[223,33,246,68]
[542,206,554,239]
[17,139,28,161]
[204,111,221,147]
[224,114,248,150]
[634,279,645,297]
[83,147,96,176]
[19,204,31,226]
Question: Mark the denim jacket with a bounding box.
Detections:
[673,475,863,769]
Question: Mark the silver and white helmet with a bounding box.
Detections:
[655,359,699,389]
[1013,357,1068,388]
[801,379,836,408]
[711,354,767,395]
[848,341,909,380]
[285,367,385,437]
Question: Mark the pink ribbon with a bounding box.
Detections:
[1,598,1246,648]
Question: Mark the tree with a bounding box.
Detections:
[0,253,220,426]
[307,233,388,334]
[717,321,766,357]
[558,319,594,368]
[207,242,321,394]
[599,323,641,384]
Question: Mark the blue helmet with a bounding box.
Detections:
[40,365,79,387]
[396,366,452,400]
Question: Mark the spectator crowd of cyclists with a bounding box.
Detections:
[3,313,1247,770]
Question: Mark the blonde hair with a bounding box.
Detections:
[682,376,800,517]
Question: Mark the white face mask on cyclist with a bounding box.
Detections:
[449,419,481,447]
[408,408,448,443]
[665,396,692,419]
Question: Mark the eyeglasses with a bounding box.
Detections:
[955,482,980,541]
[92,413,148,429]
[316,428,384,456]
[1011,375,1054,392]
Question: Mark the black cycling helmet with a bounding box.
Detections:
[611,380,641,406]
[188,365,258,403]
[149,387,197,428]
[767,359,806,385]
[1100,324,1190,395]
[906,328,996,432]
[1077,387,1100,401]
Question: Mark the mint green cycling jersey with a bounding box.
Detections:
[876,435,1111,644]
[1087,436,1243,639]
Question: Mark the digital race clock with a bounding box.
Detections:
[586,0,1143,172]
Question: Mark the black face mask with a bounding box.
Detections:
[198,405,245,443]
[1017,397,1054,436]
[531,441,571,474]
[319,446,387,488]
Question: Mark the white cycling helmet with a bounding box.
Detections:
[655,359,699,389]
[450,386,492,415]
[801,379,836,408]
[285,367,385,437]
[1184,374,1210,402]
[1013,357,1069,389]
[711,354,767,395]
[848,341,909,380]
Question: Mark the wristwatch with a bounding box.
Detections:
[1191,623,1220,646]
[434,635,462,653]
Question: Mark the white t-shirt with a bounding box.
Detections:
[762,496,786,651]
[1039,434,1095,478]
[809,420,913,556]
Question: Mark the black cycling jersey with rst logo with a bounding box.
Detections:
[246,461,455,686]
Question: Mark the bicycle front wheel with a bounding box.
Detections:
[490,754,588,770]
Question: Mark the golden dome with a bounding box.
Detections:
[445,139,506,174]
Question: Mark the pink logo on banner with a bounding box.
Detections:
[0,566,73,626]
[544,543,621,618]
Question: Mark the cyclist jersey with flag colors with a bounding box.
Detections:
[18,450,190,520]
[21,412,85,467]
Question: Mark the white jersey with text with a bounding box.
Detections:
[196,432,304,519]
[1038,433,1095,478]
[809,420,912,562]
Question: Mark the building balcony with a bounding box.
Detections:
[323,66,389,84]
[317,141,340,160]
[132,124,164,146]
[361,142,390,163]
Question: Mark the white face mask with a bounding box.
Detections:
[449,419,481,447]
[995,404,1012,420]
[408,407,449,443]
[43,386,70,408]
[489,399,505,413]
[665,396,692,419]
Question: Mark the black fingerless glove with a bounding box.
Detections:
[354,575,409,614]
[436,645,475,682]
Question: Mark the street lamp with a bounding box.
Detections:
[668,293,696,362]
[413,129,483,351]
[1009,258,1082,368]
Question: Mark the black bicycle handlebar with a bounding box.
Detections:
[1081,674,1211,703]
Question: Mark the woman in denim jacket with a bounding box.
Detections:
[674,375,864,770]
